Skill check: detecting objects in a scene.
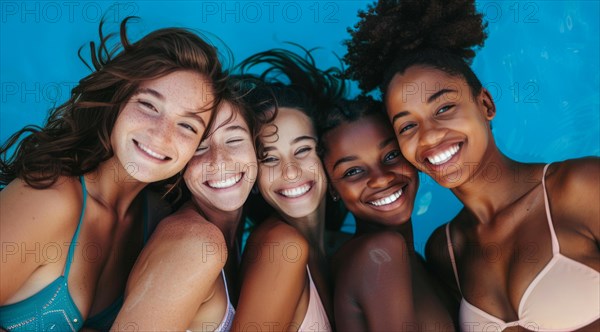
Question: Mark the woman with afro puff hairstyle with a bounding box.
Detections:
[345,0,599,331]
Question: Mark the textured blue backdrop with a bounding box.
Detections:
[1,1,598,252]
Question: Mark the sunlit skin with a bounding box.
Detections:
[113,103,256,329]
[385,65,600,331]
[233,107,333,331]
[1,70,214,321]
[386,65,496,189]
[323,113,417,227]
[186,102,258,213]
[257,107,327,220]
[322,113,455,331]
[111,70,212,183]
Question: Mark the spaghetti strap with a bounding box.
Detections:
[445,223,462,294]
[64,175,88,278]
[541,163,560,254]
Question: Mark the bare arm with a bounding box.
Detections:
[232,220,309,331]
[1,178,82,304]
[334,232,416,331]
[111,210,226,330]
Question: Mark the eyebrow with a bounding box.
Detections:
[225,125,249,133]
[332,137,396,171]
[134,88,165,101]
[292,135,317,145]
[332,156,357,172]
[391,88,457,125]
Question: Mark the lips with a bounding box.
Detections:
[134,139,171,161]
[205,173,244,189]
[426,143,460,166]
[368,188,403,207]
[277,182,313,198]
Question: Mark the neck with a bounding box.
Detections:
[355,219,415,250]
[283,198,327,256]
[451,148,536,224]
[85,158,147,219]
[191,197,244,252]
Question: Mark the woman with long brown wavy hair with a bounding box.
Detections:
[0,18,225,331]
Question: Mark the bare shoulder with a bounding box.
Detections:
[1,176,84,238]
[244,217,309,266]
[545,157,600,239]
[335,231,410,282]
[143,203,227,267]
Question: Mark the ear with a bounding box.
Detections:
[479,88,496,121]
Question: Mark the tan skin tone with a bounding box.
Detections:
[323,113,455,331]
[233,107,333,331]
[1,71,213,325]
[386,65,600,332]
[112,103,257,330]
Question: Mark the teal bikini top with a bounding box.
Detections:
[0,176,150,331]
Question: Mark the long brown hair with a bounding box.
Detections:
[0,17,226,189]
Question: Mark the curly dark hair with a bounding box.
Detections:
[1,17,226,189]
[344,0,488,95]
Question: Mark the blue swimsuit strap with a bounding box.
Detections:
[63,175,88,278]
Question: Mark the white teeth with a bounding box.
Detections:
[137,142,167,160]
[207,173,243,189]
[279,183,312,198]
[427,144,460,166]
[369,189,403,207]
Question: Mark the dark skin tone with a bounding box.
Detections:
[323,113,455,331]
[386,65,600,332]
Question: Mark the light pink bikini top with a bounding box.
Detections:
[298,266,331,332]
[446,164,600,331]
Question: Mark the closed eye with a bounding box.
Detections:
[226,138,245,144]
[138,100,158,112]
[260,155,279,165]
[179,123,198,134]
[194,145,208,155]
[295,146,312,157]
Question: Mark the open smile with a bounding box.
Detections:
[205,173,244,189]
[134,139,171,161]
[277,182,313,198]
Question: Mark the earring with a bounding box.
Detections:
[251,185,259,195]
[332,195,339,202]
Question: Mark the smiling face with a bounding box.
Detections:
[110,70,213,183]
[385,65,495,188]
[184,102,257,212]
[323,113,418,226]
[257,107,326,219]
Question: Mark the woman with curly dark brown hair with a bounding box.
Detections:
[0,18,225,331]
[345,1,599,331]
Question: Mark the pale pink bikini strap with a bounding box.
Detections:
[445,223,462,294]
[541,163,560,254]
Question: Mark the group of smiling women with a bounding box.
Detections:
[1,0,598,331]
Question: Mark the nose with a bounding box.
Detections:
[418,121,445,148]
[282,161,302,183]
[367,169,395,189]
[149,115,174,144]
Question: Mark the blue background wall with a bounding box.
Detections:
[1,1,598,253]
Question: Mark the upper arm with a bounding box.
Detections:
[233,222,309,331]
[335,232,415,331]
[0,178,81,303]
[113,213,226,330]
[550,158,600,241]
